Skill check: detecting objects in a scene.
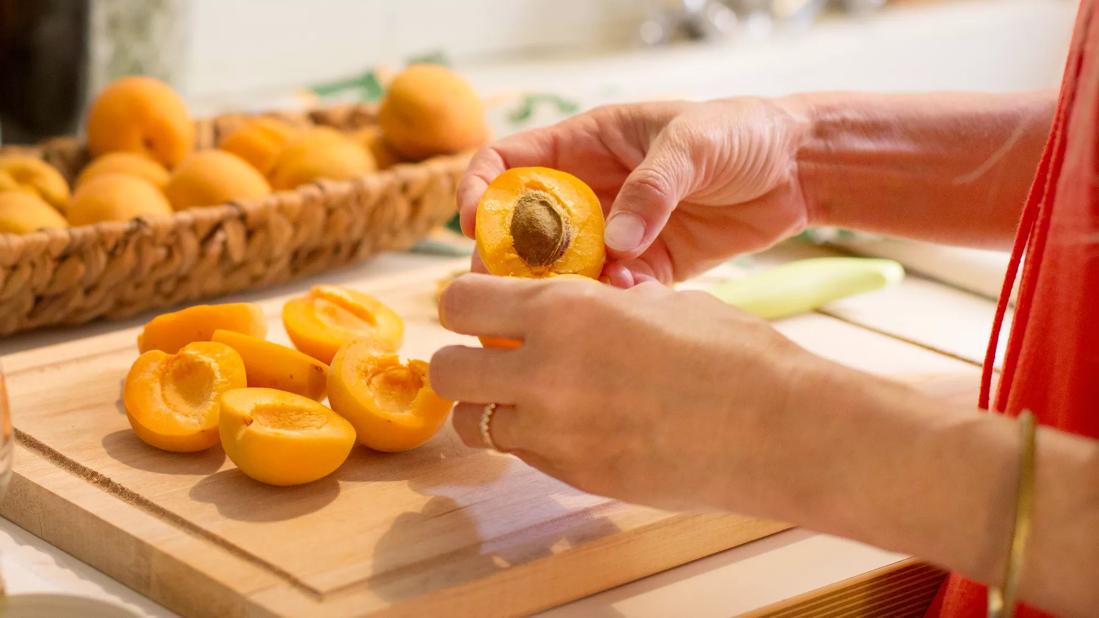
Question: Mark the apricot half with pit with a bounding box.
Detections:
[123,341,246,452]
[138,303,267,354]
[219,387,356,486]
[476,167,605,279]
[211,329,328,401]
[328,338,452,452]
[282,285,403,364]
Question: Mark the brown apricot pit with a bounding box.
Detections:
[510,190,572,267]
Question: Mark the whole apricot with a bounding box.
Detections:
[328,339,452,452]
[76,152,170,190]
[67,174,173,226]
[211,329,328,401]
[123,341,247,452]
[282,285,403,364]
[0,155,71,212]
[378,64,487,160]
[0,192,69,234]
[220,388,356,486]
[350,126,401,170]
[138,302,267,354]
[476,166,605,279]
[85,76,195,168]
[164,150,271,210]
[267,128,374,191]
[219,117,299,176]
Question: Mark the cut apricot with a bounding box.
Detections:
[220,387,356,486]
[138,303,266,354]
[476,167,605,279]
[123,341,246,452]
[211,329,328,401]
[282,285,403,364]
[328,339,452,452]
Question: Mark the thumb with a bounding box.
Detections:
[605,146,689,259]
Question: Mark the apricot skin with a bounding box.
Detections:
[0,155,71,212]
[85,76,195,168]
[378,64,487,160]
[164,150,272,210]
[0,192,69,234]
[282,286,403,364]
[219,388,356,486]
[328,339,453,452]
[476,167,605,279]
[67,174,174,226]
[123,341,246,453]
[219,117,299,176]
[211,329,328,401]
[138,303,267,354]
[267,128,374,191]
[75,152,170,190]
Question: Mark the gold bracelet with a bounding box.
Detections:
[988,409,1037,618]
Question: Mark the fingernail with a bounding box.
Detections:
[605,212,646,253]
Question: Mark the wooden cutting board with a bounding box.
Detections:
[0,253,980,617]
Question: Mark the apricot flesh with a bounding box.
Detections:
[164,150,271,210]
[211,329,328,401]
[123,341,246,452]
[67,174,173,226]
[267,128,374,191]
[219,388,356,486]
[282,285,403,364]
[328,338,452,452]
[85,76,195,168]
[0,192,68,234]
[75,152,170,190]
[476,167,605,279]
[219,117,299,176]
[138,303,267,354]
[0,155,71,212]
[378,64,487,160]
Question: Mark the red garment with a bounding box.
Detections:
[931,1,1099,615]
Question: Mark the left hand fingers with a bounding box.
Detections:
[451,402,530,453]
[430,345,526,404]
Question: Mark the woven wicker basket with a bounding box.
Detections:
[0,104,468,336]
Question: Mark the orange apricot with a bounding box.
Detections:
[0,192,68,234]
[123,341,246,452]
[138,303,267,354]
[282,285,403,364]
[476,167,605,279]
[219,117,300,176]
[164,150,271,210]
[328,338,452,452]
[378,64,487,160]
[75,152,170,190]
[67,174,173,226]
[0,155,70,212]
[350,126,401,170]
[267,128,374,191]
[211,329,328,401]
[219,387,356,486]
[85,76,195,167]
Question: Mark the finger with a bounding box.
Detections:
[469,250,488,274]
[458,130,559,237]
[601,261,635,289]
[605,140,692,259]
[438,273,531,338]
[429,345,525,404]
[452,402,528,453]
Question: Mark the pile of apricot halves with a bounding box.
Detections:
[124,285,450,486]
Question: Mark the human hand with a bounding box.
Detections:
[458,98,811,286]
[431,273,821,510]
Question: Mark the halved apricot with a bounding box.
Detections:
[138,303,266,354]
[123,341,246,452]
[327,338,452,452]
[219,387,356,486]
[211,329,328,401]
[476,167,605,279]
[282,285,403,364]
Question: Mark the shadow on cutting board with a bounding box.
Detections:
[188,467,341,522]
[100,429,226,475]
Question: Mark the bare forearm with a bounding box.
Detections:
[792,91,1055,249]
[727,360,1099,615]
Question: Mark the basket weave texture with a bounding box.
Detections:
[0,104,468,336]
